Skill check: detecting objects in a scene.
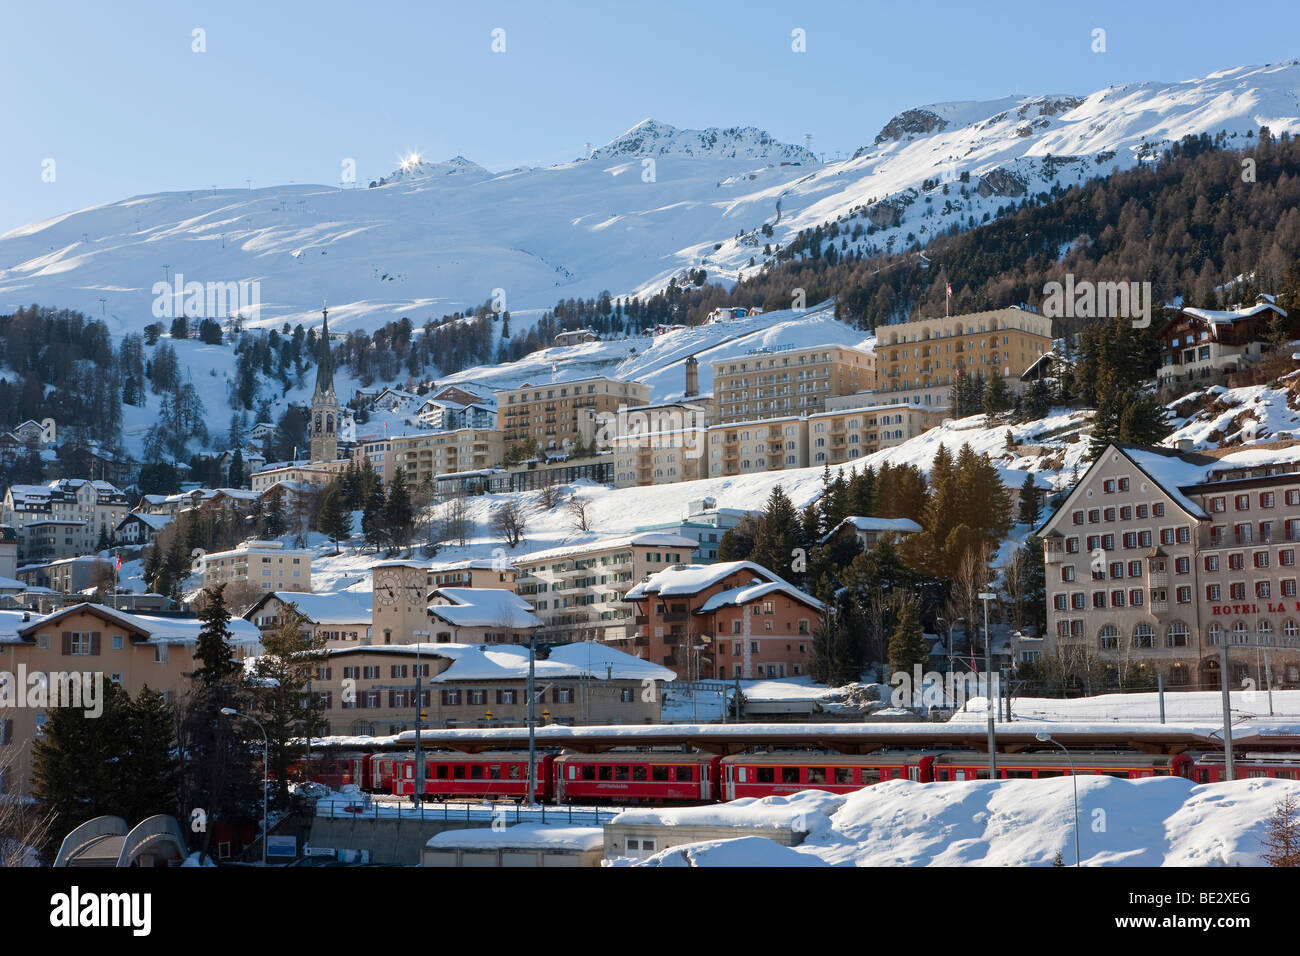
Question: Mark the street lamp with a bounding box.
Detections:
[1035,731,1080,868]
[978,591,998,778]
[220,707,268,865]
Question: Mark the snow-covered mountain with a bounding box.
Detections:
[3,61,1299,333]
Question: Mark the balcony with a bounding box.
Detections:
[663,611,688,623]
[634,614,650,626]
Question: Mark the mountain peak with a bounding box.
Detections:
[589,119,817,163]
[370,154,490,187]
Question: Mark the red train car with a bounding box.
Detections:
[293,751,377,791]
[722,752,934,801]
[929,752,1193,782]
[1191,753,1300,783]
[392,752,554,803]
[555,752,721,804]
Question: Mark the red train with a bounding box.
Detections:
[296,747,1272,805]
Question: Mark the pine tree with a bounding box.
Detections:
[983,373,1012,420]
[316,484,352,554]
[361,483,387,552]
[253,602,327,808]
[384,467,414,550]
[887,595,929,678]
[193,585,241,688]
[1017,471,1040,526]
[227,449,245,488]
[117,685,180,824]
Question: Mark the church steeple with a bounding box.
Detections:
[310,300,339,462]
[314,300,334,397]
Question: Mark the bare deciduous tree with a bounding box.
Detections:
[537,476,567,511]
[492,499,527,549]
[0,747,53,867]
[567,496,592,533]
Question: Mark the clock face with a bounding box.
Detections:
[375,571,400,605]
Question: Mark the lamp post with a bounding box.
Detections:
[526,632,537,808]
[411,631,429,805]
[978,591,998,778]
[1036,731,1080,867]
[220,707,268,865]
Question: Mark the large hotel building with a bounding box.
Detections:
[711,344,875,424]
[876,306,1054,407]
[1040,442,1300,690]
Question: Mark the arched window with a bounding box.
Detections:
[1132,623,1155,649]
[326,414,334,434]
[1285,619,1299,638]
[1232,621,1249,644]
[1168,663,1190,687]
[1258,620,1273,640]
[1099,624,1119,650]
[1208,622,1225,646]
[1166,622,1189,648]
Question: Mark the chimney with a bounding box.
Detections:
[685,355,699,398]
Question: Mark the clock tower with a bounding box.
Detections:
[372,561,430,643]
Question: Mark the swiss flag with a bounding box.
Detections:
[946,283,952,298]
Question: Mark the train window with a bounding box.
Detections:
[615,766,630,781]
[860,769,881,784]
[1102,772,1129,779]
[633,766,647,781]
[756,767,774,783]
[807,767,826,784]
[781,767,800,784]
[435,765,449,780]
[1196,770,1210,783]
[1277,771,1298,780]
[1006,770,1034,779]
[1248,770,1268,778]
[652,765,670,782]
[453,766,467,780]
[488,765,502,780]
[508,765,521,780]
[834,768,853,785]
[581,765,596,781]
[675,766,694,781]
[598,766,612,781]
[470,765,484,779]
[1035,770,1064,778]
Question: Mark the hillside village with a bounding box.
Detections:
[1,279,1297,787]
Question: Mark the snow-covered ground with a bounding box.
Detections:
[632,776,1300,866]
[956,688,1300,724]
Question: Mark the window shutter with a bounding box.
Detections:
[1,719,10,745]
[388,691,395,708]
[495,689,503,705]
[61,632,72,655]
[90,632,101,656]
[440,690,449,705]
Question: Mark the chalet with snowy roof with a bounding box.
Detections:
[1156,294,1292,387]
[1019,350,1074,383]
[370,387,421,413]
[427,588,540,643]
[820,515,923,551]
[621,560,823,679]
[554,328,600,347]
[244,589,372,647]
[251,421,277,443]
[114,511,173,546]
[314,640,673,735]
[0,602,263,797]
[427,383,498,409]
[416,398,497,432]
[1039,441,1300,691]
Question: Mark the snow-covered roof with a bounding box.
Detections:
[627,560,787,600]
[118,512,173,531]
[429,558,516,572]
[1116,445,1213,518]
[612,790,845,830]
[515,532,698,565]
[323,640,674,682]
[696,580,823,613]
[15,603,263,646]
[1181,301,1286,326]
[429,588,539,629]
[820,515,923,544]
[249,590,372,625]
[426,824,603,851]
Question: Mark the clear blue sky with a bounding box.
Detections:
[3,0,1300,232]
